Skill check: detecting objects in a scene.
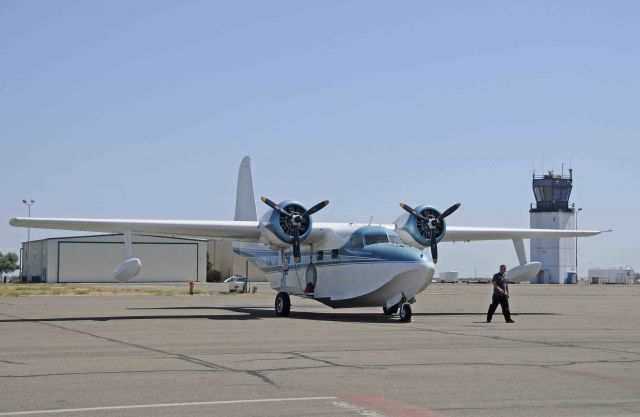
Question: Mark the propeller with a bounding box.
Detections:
[399,202,460,263]
[437,203,461,221]
[261,197,329,263]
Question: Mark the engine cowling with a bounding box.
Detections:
[394,204,447,249]
[260,200,313,247]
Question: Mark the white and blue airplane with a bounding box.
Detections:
[10,157,601,321]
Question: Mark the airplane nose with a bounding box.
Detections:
[421,260,436,281]
[366,245,435,285]
[414,259,436,293]
[386,255,435,298]
[368,244,426,263]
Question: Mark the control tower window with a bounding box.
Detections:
[534,187,548,202]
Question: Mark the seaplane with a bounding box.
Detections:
[9,157,601,321]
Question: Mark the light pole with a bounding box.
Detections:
[575,206,582,283]
[22,199,35,281]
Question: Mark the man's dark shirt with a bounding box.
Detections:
[492,272,508,296]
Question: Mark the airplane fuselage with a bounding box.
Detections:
[237,226,436,309]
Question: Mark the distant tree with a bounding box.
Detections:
[206,252,222,282]
[0,252,19,275]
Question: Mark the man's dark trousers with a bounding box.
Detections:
[487,293,511,322]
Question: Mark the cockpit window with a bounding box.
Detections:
[388,234,402,244]
[364,234,389,246]
[350,234,364,249]
[349,227,404,249]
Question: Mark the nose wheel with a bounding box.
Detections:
[275,292,291,317]
[399,303,412,322]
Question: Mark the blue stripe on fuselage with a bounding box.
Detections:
[234,243,425,274]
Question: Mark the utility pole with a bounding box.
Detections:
[575,206,582,283]
[22,199,35,282]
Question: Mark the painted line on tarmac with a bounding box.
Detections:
[343,395,448,417]
[0,396,338,416]
[332,400,389,416]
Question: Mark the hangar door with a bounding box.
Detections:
[58,242,198,283]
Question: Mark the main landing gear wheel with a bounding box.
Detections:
[275,292,291,317]
[399,303,412,322]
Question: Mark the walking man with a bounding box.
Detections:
[487,264,515,323]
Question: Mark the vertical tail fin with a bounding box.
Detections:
[234,156,257,221]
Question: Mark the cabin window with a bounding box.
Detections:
[331,249,339,259]
[364,234,389,246]
[316,251,323,261]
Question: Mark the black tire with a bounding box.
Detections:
[275,292,291,317]
[399,303,412,322]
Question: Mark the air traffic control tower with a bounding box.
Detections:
[529,169,577,284]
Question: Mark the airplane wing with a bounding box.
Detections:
[9,217,262,241]
[442,226,601,242]
[8,217,352,249]
[9,218,601,243]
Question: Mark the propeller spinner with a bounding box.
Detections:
[261,196,329,263]
[399,202,460,263]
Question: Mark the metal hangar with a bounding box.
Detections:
[20,234,206,283]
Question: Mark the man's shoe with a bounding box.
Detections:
[506,319,515,323]
[486,320,491,323]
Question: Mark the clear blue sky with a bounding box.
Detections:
[1,1,638,276]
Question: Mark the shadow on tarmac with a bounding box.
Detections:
[0,306,559,324]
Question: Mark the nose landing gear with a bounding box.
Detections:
[383,295,414,322]
[399,303,412,322]
[275,292,291,317]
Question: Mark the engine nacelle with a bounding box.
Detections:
[394,204,447,249]
[260,200,313,248]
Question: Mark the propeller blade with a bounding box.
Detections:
[302,200,329,219]
[438,203,461,221]
[399,202,428,221]
[292,227,301,263]
[261,196,292,218]
[430,231,438,264]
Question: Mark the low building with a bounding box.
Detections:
[438,271,459,283]
[587,267,635,284]
[21,234,206,283]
